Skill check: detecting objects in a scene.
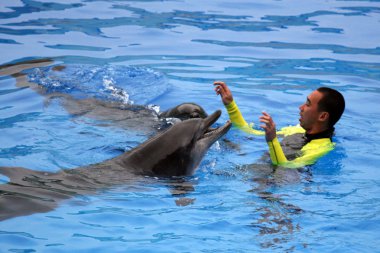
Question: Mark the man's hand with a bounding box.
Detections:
[260,112,276,142]
[213,81,233,105]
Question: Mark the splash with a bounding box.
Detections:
[27,64,169,105]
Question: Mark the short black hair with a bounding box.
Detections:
[317,87,345,128]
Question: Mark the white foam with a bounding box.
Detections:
[102,75,131,104]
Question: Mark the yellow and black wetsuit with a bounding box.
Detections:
[225,100,335,169]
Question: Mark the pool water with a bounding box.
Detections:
[1,0,380,252]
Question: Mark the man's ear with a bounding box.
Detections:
[319,111,329,122]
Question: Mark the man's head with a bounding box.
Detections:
[316,87,345,129]
[299,87,345,134]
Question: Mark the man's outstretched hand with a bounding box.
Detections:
[214,81,233,105]
[260,112,277,142]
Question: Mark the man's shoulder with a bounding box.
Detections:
[277,125,305,136]
[303,138,335,152]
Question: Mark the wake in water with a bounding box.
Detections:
[13,62,175,134]
[27,64,169,106]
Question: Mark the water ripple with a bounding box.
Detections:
[0,0,379,252]
[27,64,168,105]
[0,0,83,20]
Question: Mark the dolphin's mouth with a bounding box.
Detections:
[200,122,231,140]
[198,110,232,141]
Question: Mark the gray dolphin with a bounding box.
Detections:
[0,110,231,221]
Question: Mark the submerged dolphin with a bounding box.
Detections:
[59,97,208,133]
[0,111,231,221]
[0,59,208,133]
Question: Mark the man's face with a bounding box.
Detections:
[299,90,324,132]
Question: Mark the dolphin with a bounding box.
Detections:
[0,110,231,221]
[0,59,208,134]
[58,97,209,133]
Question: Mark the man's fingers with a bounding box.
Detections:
[213,81,233,105]
[214,85,225,96]
[260,116,275,132]
[213,81,226,87]
[259,116,271,124]
[214,81,230,93]
[260,112,273,123]
[214,85,224,93]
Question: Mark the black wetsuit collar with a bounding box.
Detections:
[304,127,335,142]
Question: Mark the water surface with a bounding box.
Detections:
[1,0,380,252]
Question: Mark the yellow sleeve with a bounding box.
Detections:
[225,100,264,135]
[225,100,248,127]
[224,101,305,136]
[267,137,288,164]
[267,138,335,168]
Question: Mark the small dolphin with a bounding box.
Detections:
[0,110,231,221]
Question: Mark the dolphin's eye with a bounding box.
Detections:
[191,109,204,118]
[191,112,199,118]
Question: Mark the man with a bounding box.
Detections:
[214,81,345,168]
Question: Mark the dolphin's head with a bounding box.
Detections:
[123,110,231,177]
[160,103,208,120]
[189,110,230,169]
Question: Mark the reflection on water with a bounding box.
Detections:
[242,146,346,250]
[243,162,305,249]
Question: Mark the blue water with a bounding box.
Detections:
[1,0,380,252]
